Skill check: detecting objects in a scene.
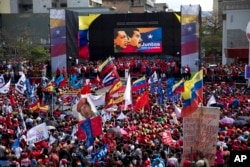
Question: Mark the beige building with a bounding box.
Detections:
[215,0,250,64]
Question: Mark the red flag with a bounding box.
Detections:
[80,85,91,95]
[134,91,149,111]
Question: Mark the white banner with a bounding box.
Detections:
[0,80,10,94]
[26,123,49,145]
[0,75,5,88]
[15,74,26,94]
[89,93,106,106]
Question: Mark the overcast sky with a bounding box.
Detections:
[155,0,213,11]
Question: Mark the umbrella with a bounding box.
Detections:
[47,125,56,130]
[233,120,248,126]
[107,128,122,138]
[107,128,128,138]
[220,117,234,124]
[46,120,59,127]
[120,128,128,135]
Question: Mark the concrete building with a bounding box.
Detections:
[0,0,171,14]
[0,0,104,13]
[217,0,250,64]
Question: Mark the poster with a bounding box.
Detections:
[182,107,220,166]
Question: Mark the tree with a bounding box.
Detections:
[0,27,50,62]
[30,45,50,62]
[201,12,222,58]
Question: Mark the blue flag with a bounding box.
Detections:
[70,74,77,87]
[72,79,83,89]
[166,77,175,87]
[55,74,64,86]
[80,118,94,147]
[11,139,20,151]
[166,78,175,99]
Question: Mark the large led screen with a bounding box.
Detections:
[75,13,181,61]
[113,27,162,53]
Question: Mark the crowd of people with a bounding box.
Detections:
[0,57,249,167]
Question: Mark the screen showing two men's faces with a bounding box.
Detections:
[113,27,162,53]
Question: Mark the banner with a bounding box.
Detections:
[160,131,174,146]
[15,74,27,94]
[181,5,201,73]
[0,75,5,88]
[0,80,10,94]
[245,65,250,79]
[88,93,106,106]
[182,107,220,166]
[93,144,108,160]
[26,123,49,145]
[50,9,67,73]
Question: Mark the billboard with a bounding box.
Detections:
[113,27,162,53]
[77,13,181,61]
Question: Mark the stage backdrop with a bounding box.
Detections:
[50,9,67,73]
[78,12,181,61]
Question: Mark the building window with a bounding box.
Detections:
[60,3,67,8]
[19,4,33,12]
[52,3,57,8]
[230,15,233,23]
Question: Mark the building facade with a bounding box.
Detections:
[0,0,104,13]
[0,0,170,14]
[218,0,250,64]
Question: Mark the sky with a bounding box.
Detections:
[155,0,213,11]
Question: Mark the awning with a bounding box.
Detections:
[225,48,249,59]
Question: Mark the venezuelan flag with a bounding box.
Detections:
[98,57,115,77]
[172,79,184,94]
[181,70,203,117]
[78,14,100,60]
[132,76,147,91]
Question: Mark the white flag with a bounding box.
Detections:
[207,95,216,107]
[18,106,27,131]
[0,80,10,94]
[15,74,27,94]
[71,125,77,138]
[173,104,182,118]
[0,75,5,87]
[117,112,127,120]
[49,135,57,145]
[26,123,49,145]
[124,74,132,110]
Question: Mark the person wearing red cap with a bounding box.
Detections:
[76,98,94,119]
